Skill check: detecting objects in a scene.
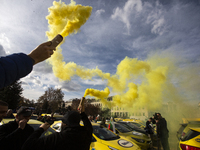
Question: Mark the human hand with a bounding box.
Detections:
[40,122,50,132]
[28,41,56,65]
[78,97,85,113]
[18,119,28,130]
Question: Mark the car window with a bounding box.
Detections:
[55,117,63,121]
[93,125,120,140]
[115,123,131,133]
[181,129,200,141]
[130,122,142,128]
[30,124,55,137]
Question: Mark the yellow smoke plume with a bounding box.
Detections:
[45,1,198,115]
[84,87,110,106]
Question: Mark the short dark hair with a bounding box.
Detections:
[0,100,8,107]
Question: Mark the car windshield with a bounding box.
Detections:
[30,124,56,138]
[115,123,131,133]
[181,128,200,141]
[129,122,142,128]
[93,125,120,140]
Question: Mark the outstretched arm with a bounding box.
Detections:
[0,41,55,89]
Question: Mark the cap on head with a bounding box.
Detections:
[17,106,32,116]
[62,111,80,127]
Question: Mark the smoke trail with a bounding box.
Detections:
[84,87,110,106]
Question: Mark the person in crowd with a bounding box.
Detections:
[50,113,56,121]
[88,115,93,122]
[100,117,107,128]
[0,100,8,122]
[4,109,15,118]
[41,114,48,123]
[145,117,154,145]
[0,106,34,150]
[37,115,43,121]
[156,113,170,150]
[21,97,93,150]
[0,41,56,89]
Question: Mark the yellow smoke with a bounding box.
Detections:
[84,87,110,106]
[45,1,199,116]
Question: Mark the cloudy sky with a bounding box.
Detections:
[0,0,200,104]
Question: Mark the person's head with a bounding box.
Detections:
[157,113,162,120]
[0,100,8,122]
[61,111,80,131]
[16,106,32,123]
[7,109,13,116]
[149,117,153,122]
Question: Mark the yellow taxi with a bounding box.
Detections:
[111,122,152,150]
[51,121,141,150]
[114,118,123,122]
[1,118,55,137]
[41,113,63,121]
[123,119,146,129]
[182,118,200,124]
[179,127,200,150]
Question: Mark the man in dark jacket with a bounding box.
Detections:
[156,113,170,150]
[0,106,34,150]
[22,97,93,150]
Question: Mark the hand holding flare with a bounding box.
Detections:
[78,97,85,113]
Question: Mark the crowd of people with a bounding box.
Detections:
[0,98,93,150]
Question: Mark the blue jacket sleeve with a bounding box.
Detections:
[0,53,33,89]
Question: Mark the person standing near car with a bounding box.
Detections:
[0,100,8,122]
[0,106,34,150]
[22,97,93,150]
[156,113,170,150]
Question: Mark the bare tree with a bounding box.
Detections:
[37,87,64,113]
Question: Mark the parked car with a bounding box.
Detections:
[179,127,200,150]
[41,113,63,121]
[106,122,152,150]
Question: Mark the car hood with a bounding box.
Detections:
[119,131,151,141]
[100,137,141,150]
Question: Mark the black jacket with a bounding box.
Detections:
[156,117,169,138]
[145,121,153,134]
[22,112,93,150]
[0,120,34,150]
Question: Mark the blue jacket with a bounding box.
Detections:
[0,53,33,89]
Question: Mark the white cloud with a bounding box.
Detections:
[111,0,143,34]
[146,8,168,35]
[0,33,11,54]
[81,79,107,85]
[95,9,105,16]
